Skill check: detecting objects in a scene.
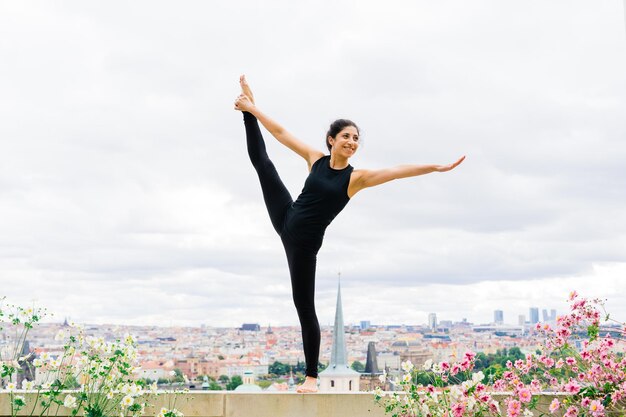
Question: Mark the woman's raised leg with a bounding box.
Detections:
[243,111,293,234]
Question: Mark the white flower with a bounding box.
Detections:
[49,359,60,368]
[169,370,176,377]
[55,330,67,341]
[423,359,433,370]
[41,352,51,361]
[432,363,443,374]
[122,395,134,407]
[374,387,383,397]
[107,392,114,400]
[523,409,534,417]
[6,382,16,391]
[41,382,51,391]
[378,373,386,383]
[421,403,431,415]
[33,358,43,367]
[22,380,35,390]
[472,371,485,383]
[467,396,477,411]
[401,360,414,373]
[63,395,77,409]
[402,373,411,383]
[449,386,462,400]
[150,382,158,394]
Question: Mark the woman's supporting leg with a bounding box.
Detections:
[243,112,293,233]
[283,241,320,379]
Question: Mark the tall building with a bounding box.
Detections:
[529,308,539,324]
[319,276,360,392]
[494,310,504,324]
[360,321,371,331]
[550,309,557,322]
[542,309,549,322]
[428,313,437,331]
[360,342,386,392]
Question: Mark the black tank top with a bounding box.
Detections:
[282,155,353,249]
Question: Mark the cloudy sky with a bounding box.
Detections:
[1,1,625,329]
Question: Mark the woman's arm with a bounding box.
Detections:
[349,156,465,197]
[235,94,324,169]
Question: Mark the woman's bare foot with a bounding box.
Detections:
[296,376,318,393]
[239,75,255,105]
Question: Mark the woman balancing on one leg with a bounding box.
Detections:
[235,75,464,393]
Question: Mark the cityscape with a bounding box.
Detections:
[1,294,568,393]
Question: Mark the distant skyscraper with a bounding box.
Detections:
[428,313,437,331]
[542,309,549,322]
[360,321,371,330]
[550,309,557,322]
[529,308,539,324]
[494,310,504,324]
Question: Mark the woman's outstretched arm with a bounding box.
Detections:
[235,93,324,170]
[348,156,465,197]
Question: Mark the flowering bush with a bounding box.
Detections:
[375,292,625,417]
[1,297,186,417]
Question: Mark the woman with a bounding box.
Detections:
[234,75,464,393]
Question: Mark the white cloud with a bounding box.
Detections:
[1,1,625,327]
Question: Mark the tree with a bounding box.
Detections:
[173,368,185,383]
[219,374,230,383]
[351,361,365,372]
[226,375,243,391]
[208,381,222,390]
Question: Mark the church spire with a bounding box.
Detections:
[330,271,348,368]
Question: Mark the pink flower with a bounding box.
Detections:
[564,406,578,417]
[577,373,586,381]
[549,398,560,413]
[530,379,541,392]
[493,380,506,391]
[563,379,580,394]
[441,361,450,371]
[507,399,521,417]
[589,400,604,417]
[479,394,491,403]
[450,364,461,375]
[569,290,578,300]
[581,398,591,407]
[518,388,532,403]
[555,359,564,369]
[464,351,476,361]
[565,357,576,366]
[475,383,486,393]
[451,402,466,417]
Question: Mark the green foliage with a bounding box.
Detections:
[218,375,230,383]
[351,360,365,372]
[208,381,222,390]
[226,375,243,391]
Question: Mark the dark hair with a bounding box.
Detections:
[326,119,360,152]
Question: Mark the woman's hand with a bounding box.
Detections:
[435,155,465,172]
[234,93,255,112]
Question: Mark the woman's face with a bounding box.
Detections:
[329,126,360,158]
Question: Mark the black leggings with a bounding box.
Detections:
[243,112,321,378]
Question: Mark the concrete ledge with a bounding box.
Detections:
[0,392,570,417]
